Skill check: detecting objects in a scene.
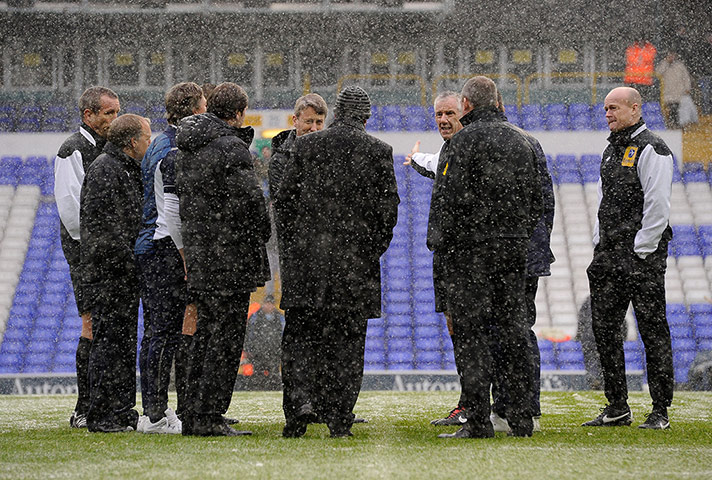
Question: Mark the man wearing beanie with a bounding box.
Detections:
[275,86,399,438]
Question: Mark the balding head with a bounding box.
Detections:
[461,76,498,114]
[603,87,642,132]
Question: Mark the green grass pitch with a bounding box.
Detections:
[1,391,711,479]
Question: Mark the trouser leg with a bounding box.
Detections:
[74,336,92,414]
[281,307,320,423]
[587,249,632,406]
[87,286,139,427]
[631,245,673,410]
[191,292,249,421]
[320,309,367,434]
[525,277,541,417]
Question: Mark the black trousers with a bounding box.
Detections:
[491,276,542,417]
[137,238,188,420]
[281,306,367,434]
[446,239,534,433]
[184,291,249,423]
[86,284,139,428]
[59,227,91,414]
[587,242,673,410]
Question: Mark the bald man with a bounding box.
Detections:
[583,86,674,430]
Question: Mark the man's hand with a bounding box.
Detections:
[403,140,420,166]
[182,303,197,336]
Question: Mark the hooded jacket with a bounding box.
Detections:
[175,113,271,295]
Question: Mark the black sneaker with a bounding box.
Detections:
[582,404,632,427]
[638,410,670,430]
[69,411,87,429]
[431,406,468,426]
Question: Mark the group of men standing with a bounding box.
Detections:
[53,73,675,438]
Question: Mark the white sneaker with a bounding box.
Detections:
[143,408,182,434]
[136,415,149,433]
[489,412,511,433]
[532,416,541,432]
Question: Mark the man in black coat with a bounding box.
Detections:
[54,86,120,428]
[275,86,399,438]
[431,76,542,439]
[80,113,151,432]
[176,82,271,437]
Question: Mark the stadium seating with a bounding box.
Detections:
[0,146,709,383]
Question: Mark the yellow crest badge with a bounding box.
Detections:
[621,146,638,167]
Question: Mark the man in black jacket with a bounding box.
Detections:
[583,86,674,430]
[176,82,271,437]
[54,86,120,428]
[275,86,399,438]
[431,76,542,439]
[268,93,328,199]
[80,113,150,433]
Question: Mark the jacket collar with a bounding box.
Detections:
[80,122,105,148]
[607,119,646,146]
[330,116,366,131]
[103,141,141,169]
[459,107,502,127]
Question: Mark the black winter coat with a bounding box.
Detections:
[79,141,143,308]
[268,128,295,199]
[175,113,271,296]
[274,117,400,318]
[427,107,543,252]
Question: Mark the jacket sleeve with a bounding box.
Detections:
[54,150,84,240]
[160,153,183,250]
[411,151,439,179]
[635,144,673,258]
[372,145,400,255]
[226,147,271,245]
[592,177,603,247]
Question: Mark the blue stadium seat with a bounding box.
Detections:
[695,324,712,341]
[16,106,43,132]
[0,156,22,185]
[642,102,665,129]
[365,106,382,131]
[366,325,385,338]
[387,338,413,351]
[381,106,404,131]
[670,325,694,339]
[545,104,569,130]
[414,350,442,368]
[673,350,697,382]
[591,103,608,130]
[667,311,691,326]
[521,104,543,130]
[671,338,696,351]
[682,162,707,183]
[403,106,429,131]
[386,325,412,339]
[504,106,520,127]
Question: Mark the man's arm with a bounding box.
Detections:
[54,150,85,240]
[635,144,673,258]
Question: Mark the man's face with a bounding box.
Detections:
[84,95,120,138]
[194,95,207,115]
[434,97,462,140]
[293,106,326,137]
[131,120,152,160]
[604,90,639,132]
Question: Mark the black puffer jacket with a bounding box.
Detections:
[268,128,296,199]
[176,113,271,296]
[79,141,143,307]
[427,107,543,252]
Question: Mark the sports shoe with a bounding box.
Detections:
[431,406,468,426]
[532,416,541,432]
[489,412,510,432]
[143,409,182,434]
[638,410,670,430]
[582,404,632,427]
[136,415,149,433]
[69,411,87,429]
[438,422,495,439]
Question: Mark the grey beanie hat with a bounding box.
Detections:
[334,86,371,120]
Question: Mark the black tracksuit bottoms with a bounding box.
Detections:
[281,306,367,434]
[587,241,673,410]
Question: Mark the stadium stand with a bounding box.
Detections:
[0,148,710,384]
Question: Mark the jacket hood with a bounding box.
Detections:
[176,113,255,152]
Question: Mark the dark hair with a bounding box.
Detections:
[207,82,248,120]
[78,86,118,115]
[107,114,148,149]
[294,93,328,118]
[165,82,204,125]
[461,76,498,110]
[201,83,216,102]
